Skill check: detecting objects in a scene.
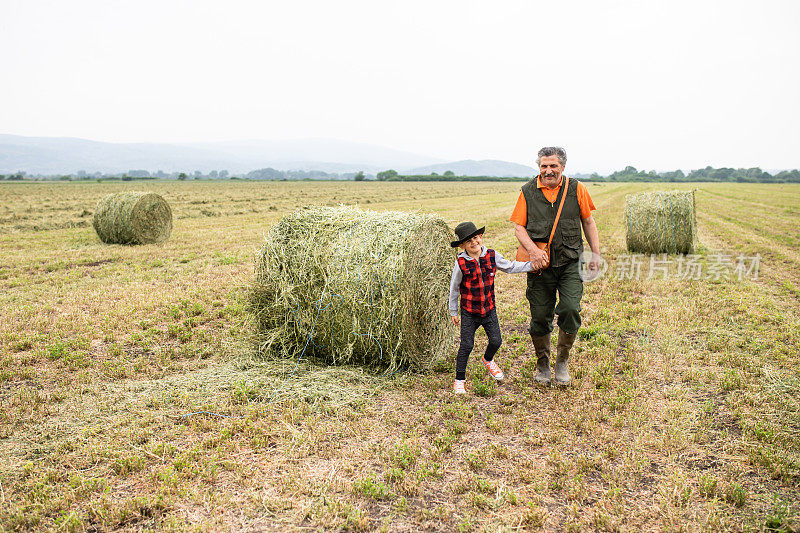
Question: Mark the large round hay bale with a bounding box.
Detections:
[92,192,173,245]
[625,190,696,254]
[250,205,455,371]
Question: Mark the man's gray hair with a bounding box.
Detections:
[536,146,567,166]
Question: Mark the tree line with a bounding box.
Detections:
[2,165,799,183]
[373,166,800,183]
[376,169,525,182]
[592,166,800,183]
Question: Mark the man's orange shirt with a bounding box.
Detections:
[509,177,596,225]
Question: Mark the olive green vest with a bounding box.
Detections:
[520,176,584,268]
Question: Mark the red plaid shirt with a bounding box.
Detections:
[457,249,496,316]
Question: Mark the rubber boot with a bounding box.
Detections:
[531,333,551,385]
[555,329,576,386]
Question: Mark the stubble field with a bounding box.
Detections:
[1,180,798,532]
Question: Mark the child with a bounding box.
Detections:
[449,221,532,394]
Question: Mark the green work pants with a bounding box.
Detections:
[526,260,583,337]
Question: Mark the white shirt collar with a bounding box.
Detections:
[458,246,487,261]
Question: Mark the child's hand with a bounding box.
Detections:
[451,315,460,326]
[529,246,549,270]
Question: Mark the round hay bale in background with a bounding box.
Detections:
[92,192,173,245]
[250,205,455,371]
[625,190,696,254]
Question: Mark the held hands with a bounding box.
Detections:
[451,315,460,326]
[528,246,549,270]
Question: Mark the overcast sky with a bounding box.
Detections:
[2,0,798,173]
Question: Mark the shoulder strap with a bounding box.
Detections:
[547,176,569,247]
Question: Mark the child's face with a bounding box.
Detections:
[460,234,483,255]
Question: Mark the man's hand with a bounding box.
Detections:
[581,216,601,277]
[515,223,549,270]
[588,252,601,274]
[580,251,603,281]
[451,315,460,326]
[528,246,549,270]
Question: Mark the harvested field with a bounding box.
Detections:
[0,180,798,531]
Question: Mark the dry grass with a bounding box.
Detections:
[0,180,798,532]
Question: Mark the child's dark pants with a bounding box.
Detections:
[456,309,502,381]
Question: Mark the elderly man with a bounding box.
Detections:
[510,147,600,386]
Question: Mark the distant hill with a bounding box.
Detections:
[0,134,444,175]
[403,159,536,178]
[183,139,444,172]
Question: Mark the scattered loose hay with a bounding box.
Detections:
[92,192,173,244]
[625,190,697,254]
[250,205,455,371]
[232,360,388,411]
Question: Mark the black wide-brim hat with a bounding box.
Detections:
[451,221,485,247]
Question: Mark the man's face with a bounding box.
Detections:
[538,154,564,188]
